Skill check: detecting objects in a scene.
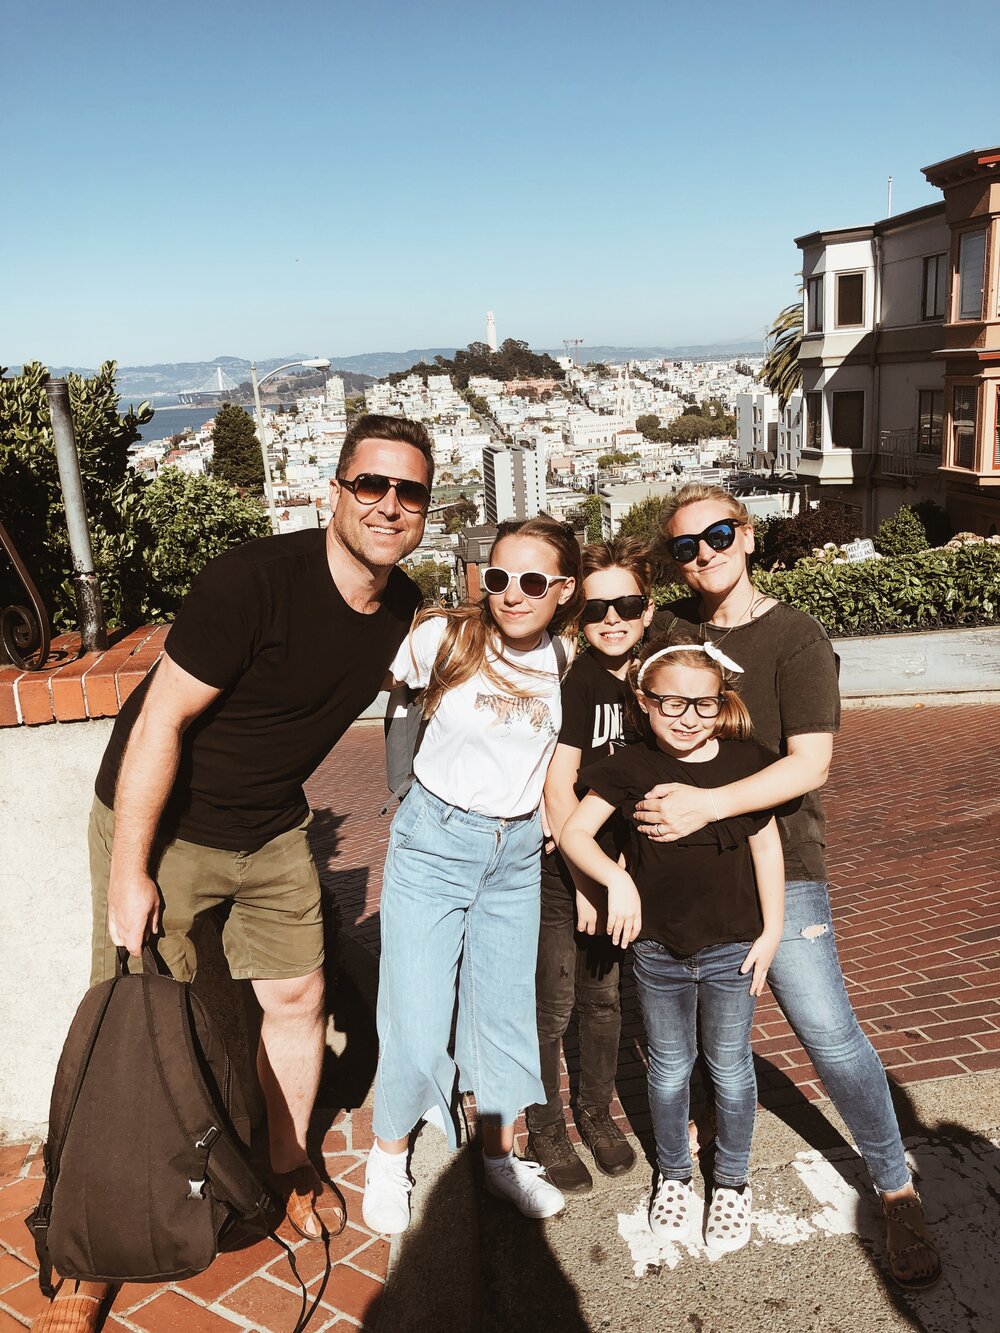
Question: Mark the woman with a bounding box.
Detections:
[635,482,940,1290]
[363,517,583,1236]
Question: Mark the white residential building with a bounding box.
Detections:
[482,442,545,523]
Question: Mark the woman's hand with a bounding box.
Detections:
[634,784,713,841]
[606,870,642,949]
[740,930,782,997]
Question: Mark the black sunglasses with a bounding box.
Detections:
[482,567,570,598]
[338,472,431,513]
[665,519,740,565]
[581,595,648,626]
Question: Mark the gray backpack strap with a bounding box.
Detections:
[381,685,427,818]
[551,634,569,680]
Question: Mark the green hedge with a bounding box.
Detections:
[652,545,1000,638]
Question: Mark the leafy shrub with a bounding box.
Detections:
[753,544,1000,637]
[912,498,955,548]
[758,504,863,569]
[874,505,928,557]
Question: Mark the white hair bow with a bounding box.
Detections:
[637,640,744,690]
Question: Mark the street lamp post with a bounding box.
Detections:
[250,358,331,532]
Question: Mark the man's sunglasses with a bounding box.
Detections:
[482,567,570,598]
[581,595,648,626]
[665,519,740,565]
[338,473,431,513]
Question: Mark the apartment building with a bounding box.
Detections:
[736,390,802,474]
[482,441,545,523]
[795,145,1000,533]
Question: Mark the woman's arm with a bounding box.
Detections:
[561,794,642,948]
[543,742,584,844]
[634,732,833,841]
[739,816,785,996]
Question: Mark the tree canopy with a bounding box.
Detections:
[616,493,672,545]
[391,339,565,390]
[0,362,269,633]
[762,300,803,411]
[212,403,264,491]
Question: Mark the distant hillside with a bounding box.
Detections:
[545,341,765,362]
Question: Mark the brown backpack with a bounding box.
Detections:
[26,947,273,1295]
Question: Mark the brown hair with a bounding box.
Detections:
[625,634,753,741]
[417,516,583,717]
[581,535,654,596]
[337,413,435,487]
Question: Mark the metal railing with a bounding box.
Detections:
[878,428,916,480]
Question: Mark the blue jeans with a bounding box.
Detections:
[633,938,757,1187]
[373,781,546,1150]
[767,880,909,1193]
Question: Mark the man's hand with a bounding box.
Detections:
[108,871,161,955]
[634,784,713,842]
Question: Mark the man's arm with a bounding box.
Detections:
[107,656,222,953]
[634,733,833,841]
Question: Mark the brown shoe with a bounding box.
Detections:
[32,1289,104,1333]
[882,1189,942,1291]
[272,1162,347,1240]
[524,1121,593,1195]
[577,1106,636,1177]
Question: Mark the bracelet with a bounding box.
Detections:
[707,788,721,822]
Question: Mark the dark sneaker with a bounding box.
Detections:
[524,1121,593,1195]
[577,1106,637,1177]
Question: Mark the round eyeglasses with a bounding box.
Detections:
[338,472,431,513]
[642,691,724,718]
[482,567,570,598]
[665,519,740,565]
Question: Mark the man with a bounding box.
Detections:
[35,414,432,1333]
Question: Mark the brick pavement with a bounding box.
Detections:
[2,703,998,1330]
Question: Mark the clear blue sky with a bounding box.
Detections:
[3,0,998,367]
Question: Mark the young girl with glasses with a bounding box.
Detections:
[525,537,654,1193]
[363,518,584,1235]
[560,638,784,1253]
[636,482,940,1289]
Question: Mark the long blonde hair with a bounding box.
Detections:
[626,635,753,741]
[416,517,584,717]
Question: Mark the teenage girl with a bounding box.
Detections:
[636,481,940,1288]
[560,638,784,1253]
[525,537,654,1193]
[362,517,584,1235]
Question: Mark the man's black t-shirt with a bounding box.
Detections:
[95,528,421,852]
[580,736,775,957]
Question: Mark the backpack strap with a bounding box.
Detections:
[142,978,271,1220]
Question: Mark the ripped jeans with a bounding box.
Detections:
[766,880,910,1193]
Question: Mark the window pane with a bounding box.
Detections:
[807,277,823,333]
[831,391,864,449]
[953,385,977,469]
[918,390,943,455]
[836,273,865,327]
[995,387,1000,470]
[806,391,822,448]
[922,254,946,320]
[958,231,986,320]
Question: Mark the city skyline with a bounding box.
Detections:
[3,0,997,368]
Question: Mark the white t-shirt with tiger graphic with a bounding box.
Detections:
[389,616,564,818]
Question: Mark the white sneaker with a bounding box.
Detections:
[362,1144,413,1235]
[483,1155,565,1218]
[648,1177,699,1243]
[704,1184,752,1253]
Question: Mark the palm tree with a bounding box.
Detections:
[762,299,803,411]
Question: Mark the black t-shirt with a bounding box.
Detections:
[651,599,840,880]
[95,528,421,851]
[546,650,633,873]
[580,737,774,957]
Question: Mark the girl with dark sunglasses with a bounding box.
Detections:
[363,518,584,1236]
[525,537,654,1193]
[636,482,940,1290]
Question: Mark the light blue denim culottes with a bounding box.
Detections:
[372,781,546,1149]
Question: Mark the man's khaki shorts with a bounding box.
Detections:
[89,797,325,986]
